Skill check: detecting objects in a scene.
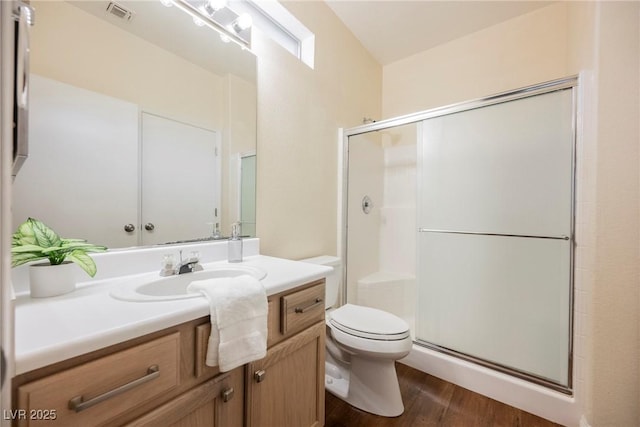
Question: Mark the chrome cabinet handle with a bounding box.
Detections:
[254,369,266,383]
[124,224,135,232]
[144,223,155,231]
[68,365,160,413]
[295,298,323,314]
[221,387,234,402]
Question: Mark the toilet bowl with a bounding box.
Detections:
[300,256,412,417]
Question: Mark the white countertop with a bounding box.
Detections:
[13,254,332,375]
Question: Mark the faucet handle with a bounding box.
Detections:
[160,254,176,276]
[162,254,176,268]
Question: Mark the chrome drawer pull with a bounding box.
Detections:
[295,298,323,314]
[68,365,160,412]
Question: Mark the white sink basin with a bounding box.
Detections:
[110,264,267,302]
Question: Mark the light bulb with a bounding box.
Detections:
[232,13,252,33]
[203,0,227,16]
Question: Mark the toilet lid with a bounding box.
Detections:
[329,304,410,341]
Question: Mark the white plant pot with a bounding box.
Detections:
[29,261,77,298]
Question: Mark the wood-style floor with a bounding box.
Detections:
[325,362,564,427]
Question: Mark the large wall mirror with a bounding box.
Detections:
[12,0,257,249]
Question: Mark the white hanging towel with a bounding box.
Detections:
[187,275,268,372]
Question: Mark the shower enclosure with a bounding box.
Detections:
[342,77,576,392]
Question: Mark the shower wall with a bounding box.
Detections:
[346,124,417,325]
[345,134,384,305]
[379,130,416,275]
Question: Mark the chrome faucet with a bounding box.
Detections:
[160,250,203,276]
[176,250,203,274]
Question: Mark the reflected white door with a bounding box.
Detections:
[12,75,139,248]
[141,113,220,245]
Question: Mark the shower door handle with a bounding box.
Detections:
[418,228,571,241]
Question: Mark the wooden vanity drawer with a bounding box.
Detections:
[280,281,325,336]
[16,333,180,426]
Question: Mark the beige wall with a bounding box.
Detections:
[30,1,223,130]
[588,2,640,425]
[222,74,258,235]
[382,3,569,118]
[379,2,640,425]
[253,1,381,259]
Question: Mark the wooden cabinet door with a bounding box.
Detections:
[246,321,325,427]
[125,367,244,427]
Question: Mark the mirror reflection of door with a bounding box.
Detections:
[240,154,257,237]
[12,75,140,248]
[141,113,220,245]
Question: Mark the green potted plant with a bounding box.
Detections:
[11,217,107,297]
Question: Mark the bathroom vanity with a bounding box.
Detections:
[9,243,329,427]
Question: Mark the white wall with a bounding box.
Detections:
[379,127,416,275]
[344,133,384,304]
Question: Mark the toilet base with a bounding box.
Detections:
[325,357,404,417]
[325,361,349,399]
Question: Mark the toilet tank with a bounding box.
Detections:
[299,255,341,309]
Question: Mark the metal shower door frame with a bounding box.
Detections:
[340,75,578,394]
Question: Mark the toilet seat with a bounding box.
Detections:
[329,304,410,341]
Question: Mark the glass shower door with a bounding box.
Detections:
[416,89,575,388]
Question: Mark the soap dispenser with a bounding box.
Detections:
[228,222,243,263]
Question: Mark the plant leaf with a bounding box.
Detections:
[41,243,106,255]
[11,252,46,268]
[11,244,46,253]
[60,241,107,251]
[66,250,97,277]
[29,218,61,248]
[13,220,37,246]
[60,238,87,244]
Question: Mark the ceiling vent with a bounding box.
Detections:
[106,2,134,22]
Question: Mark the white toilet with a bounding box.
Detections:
[301,256,412,417]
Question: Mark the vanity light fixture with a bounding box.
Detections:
[166,0,252,49]
[202,0,227,16]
